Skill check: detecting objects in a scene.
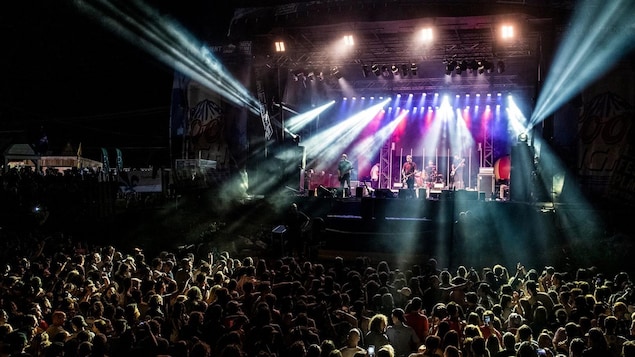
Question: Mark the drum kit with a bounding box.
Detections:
[415,164,444,188]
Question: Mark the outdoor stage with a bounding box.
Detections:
[287,189,570,269]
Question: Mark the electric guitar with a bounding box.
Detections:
[450,158,465,177]
[402,170,419,183]
[338,167,353,181]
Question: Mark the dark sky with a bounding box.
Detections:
[0,1,233,166]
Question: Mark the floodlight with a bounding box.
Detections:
[274,41,286,52]
[371,64,380,76]
[445,61,457,76]
[343,35,354,46]
[410,63,418,76]
[331,66,342,79]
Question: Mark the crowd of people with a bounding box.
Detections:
[2,167,635,357]
[1,232,635,357]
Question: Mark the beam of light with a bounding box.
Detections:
[350,109,408,161]
[506,95,530,139]
[286,100,336,132]
[74,0,261,115]
[451,108,475,155]
[303,99,391,167]
[530,0,635,127]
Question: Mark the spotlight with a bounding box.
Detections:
[391,65,399,75]
[455,61,467,75]
[477,60,485,75]
[274,41,286,52]
[496,60,505,73]
[331,66,342,79]
[401,64,409,76]
[467,60,478,74]
[518,132,528,143]
[307,71,315,81]
[362,65,369,78]
[501,25,514,40]
[317,71,324,81]
[343,35,355,46]
[371,64,380,76]
[410,63,418,76]
[445,61,456,76]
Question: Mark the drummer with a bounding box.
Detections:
[426,160,437,183]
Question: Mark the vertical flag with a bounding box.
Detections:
[115,148,123,172]
[76,142,83,168]
[101,148,110,173]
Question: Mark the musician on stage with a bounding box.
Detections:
[337,153,353,196]
[426,160,437,184]
[450,154,465,189]
[370,162,380,189]
[402,155,417,189]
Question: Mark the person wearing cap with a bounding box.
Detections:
[70,314,95,342]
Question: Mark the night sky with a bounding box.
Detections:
[1,1,233,167]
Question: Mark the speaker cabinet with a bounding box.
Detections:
[478,174,495,199]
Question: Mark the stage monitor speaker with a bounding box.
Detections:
[455,189,478,201]
[478,173,495,199]
[355,187,364,198]
[318,185,335,198]
[375,189,395,199]
[398,189,415,199]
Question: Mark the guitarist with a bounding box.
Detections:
[450,155,465,189]
[337,154,353,196]
[402,155,417,189]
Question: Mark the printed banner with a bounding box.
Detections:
[101,147,110,173]
[578,91,634,205]
[116,148,123,172]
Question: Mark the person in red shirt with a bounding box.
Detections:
[405,297,430,343]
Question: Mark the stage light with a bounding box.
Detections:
[420,28,433,42]
[274,41,286,52]
[445,60,457,76]
[455,61,467,75]
[410,63,418,76]
[477,60,485,74]
[331,66,342,79]
[371,64,380,76]
[501,25,514,40]
[467,60,478,74]
[343,35,355,46]
[317,71,324,81]
[391,65,399,75]
[518,132,528,142]
[496,60,505,73]
[307,71,315,81]
[362,65,370,78]
[401,64,409,76]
